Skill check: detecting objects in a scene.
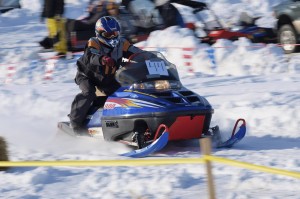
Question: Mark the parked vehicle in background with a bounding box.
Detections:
[173,0,277,45]
[274,0,300,54]
[0,0,20,13]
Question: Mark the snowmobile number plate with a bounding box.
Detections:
[145,60,169,76]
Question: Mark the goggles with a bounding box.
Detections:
[101,31,119,39]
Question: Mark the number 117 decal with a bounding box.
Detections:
[146,60,169,76]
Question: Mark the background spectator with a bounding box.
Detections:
[39,0,67,57]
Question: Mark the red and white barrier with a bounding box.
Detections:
[5,65,16,84]
[182,47,194,75]
[0,43,297,84]
[44,59,57,81]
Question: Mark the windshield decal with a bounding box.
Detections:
[146,60,169,76]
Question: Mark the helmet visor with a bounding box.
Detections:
[101,31,119,39]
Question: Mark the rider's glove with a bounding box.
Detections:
[101,56,115,68]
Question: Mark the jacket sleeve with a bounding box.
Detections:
[121,39,144,59]
[76,40,107,86]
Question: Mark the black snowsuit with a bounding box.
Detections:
[69,37,143,128]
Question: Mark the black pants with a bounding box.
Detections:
[69,74,120,128]
[69,77,96,128]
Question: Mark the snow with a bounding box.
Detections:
[0,0,300,198]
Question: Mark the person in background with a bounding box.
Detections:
[40,0,137,53]
[154,0,185,28]
[65,0,107,41]
[105,1,137,41]
[65,0,136,51]
[68,16,143,135]
[39,0,67,57]
[121,0,164,32]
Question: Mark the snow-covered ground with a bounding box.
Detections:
[0,0,300,198]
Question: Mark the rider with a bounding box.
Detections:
[69,16,143,135]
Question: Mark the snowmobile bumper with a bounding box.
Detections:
[101,109,213,142]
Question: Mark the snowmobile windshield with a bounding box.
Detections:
[116,51,180,87]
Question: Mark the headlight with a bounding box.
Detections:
[132,80,181,90]
[154,80,170,90]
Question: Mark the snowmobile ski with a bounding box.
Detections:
[120,132,169,158]
[216,119,246,148]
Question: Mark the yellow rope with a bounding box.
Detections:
[204,155,300,179]
[1,155,299,179]
[0,157,204,167]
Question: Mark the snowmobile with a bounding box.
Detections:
[231,12,277,44]
[58,51,246,157]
